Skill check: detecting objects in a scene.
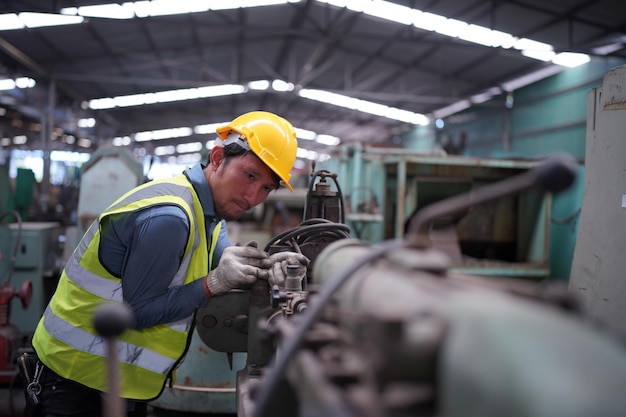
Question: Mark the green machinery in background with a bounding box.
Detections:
[0,210,63,392]
[76,147,145,236]
[320,146,573,281]
[0,164,64,342]
[0,220,63,337]
[383,155,553,280]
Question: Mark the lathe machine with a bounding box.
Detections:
[194,155,626,417]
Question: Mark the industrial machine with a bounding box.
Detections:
[194,154,626,417]
[76,147,144,237]
[0,211,33,384]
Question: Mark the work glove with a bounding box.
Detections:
[267,252,310,289]
[205,241,272,296]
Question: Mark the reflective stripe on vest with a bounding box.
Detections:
[32,175,222,400]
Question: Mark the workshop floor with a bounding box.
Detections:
[0,386,235,417]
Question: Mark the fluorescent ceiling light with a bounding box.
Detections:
[137,0,209,17]
[315,134,340,146]
[296,148,319,161]
[61,0,301,19]
[23,0,591,125]
[460,26,515,48]
[112,136,132,146]
[0,12,83,30]
[470,86,503,104]
[11,0,593,72]
[362,0,414,25]
[295,128,317,140]
[412,11,439,32]
[247,80,271,90]
[271,79,294,92]
[0,77,36,90]
[500,64,564,92]
[434,17,467,38]
[88,85,246,109]
[0,14,24,30]
[521,49,555,62]
[78,118,96,128]
[62,4,135,19]
[88,80,428,125]
[513,38,552,51]
[154,145,176,156]
[552,52,590,68]
[118,120,340,162]
[319,0,589,68]
[432,100,471,120]
[15,77,36,88]
[21,12,83,28]
[0,79,16,90]
[209,0,300,10]
[194,123,228,134]
[176,142,203,153]
[177,153,202,164]
[299,88,429,125]
[134,127,193,142]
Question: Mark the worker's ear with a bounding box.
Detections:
[209,146,224,169]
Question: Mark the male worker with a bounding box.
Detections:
[25,111,309,417]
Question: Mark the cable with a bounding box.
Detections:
[264,219,351,253]
[251,239,405,417]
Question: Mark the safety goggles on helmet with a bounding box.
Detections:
[216,132,251,151]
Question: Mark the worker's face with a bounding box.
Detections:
[208,147,277,221]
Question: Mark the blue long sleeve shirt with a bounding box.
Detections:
[98,163,231,329]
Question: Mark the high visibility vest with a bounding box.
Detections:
[32,174,222,400]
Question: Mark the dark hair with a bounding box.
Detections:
[214,143,281,189]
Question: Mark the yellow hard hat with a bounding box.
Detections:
[216,111,298,192]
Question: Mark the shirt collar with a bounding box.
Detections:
[184,163,218,221]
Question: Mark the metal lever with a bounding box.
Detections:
[93,302,133,417]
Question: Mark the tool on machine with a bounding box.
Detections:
[303,165,346,224]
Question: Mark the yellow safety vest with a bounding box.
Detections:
[32,174,222,400]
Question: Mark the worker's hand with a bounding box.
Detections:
[205,241,272,296]
[267,252,309,288]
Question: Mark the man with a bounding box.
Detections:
[25,111,309,417]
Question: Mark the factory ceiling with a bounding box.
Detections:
[0,0,625,157]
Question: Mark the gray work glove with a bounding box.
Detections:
[267,252,310,288]
[205,241,272,296]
